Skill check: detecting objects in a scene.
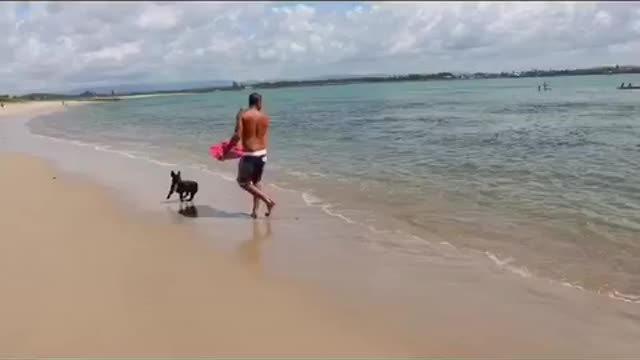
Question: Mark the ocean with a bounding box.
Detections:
[25,74,640,304]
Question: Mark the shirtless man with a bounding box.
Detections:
[223,92,276,218]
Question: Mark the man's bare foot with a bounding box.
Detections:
[250,212,258,219]
[265,200,276,217]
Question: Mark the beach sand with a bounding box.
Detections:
[0,101,70,119]
[0,151,425,357]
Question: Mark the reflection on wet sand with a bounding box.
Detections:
[177,203,250,219]
[237,220,272,267]
[171,203,271,268]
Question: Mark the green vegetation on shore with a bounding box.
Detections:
[248,65,640,89]
[4,65,639,101]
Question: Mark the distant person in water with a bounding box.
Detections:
[223,92,276,218]
[538,85,541,92]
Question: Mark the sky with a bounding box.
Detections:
[2,1,640,94]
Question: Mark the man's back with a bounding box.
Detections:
[240,108,269,152]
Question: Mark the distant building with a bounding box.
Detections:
[80,91,97,97]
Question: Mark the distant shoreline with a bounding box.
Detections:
[248,66,640,90]
[86,93,195,102]
[7,65,639,100]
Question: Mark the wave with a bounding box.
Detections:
[31,131,640,305]
[608,290,640,304]
[35,133,176,166]
[301,192,323,206]
[145,158,177,167]
[485,251,640,304]
[320,204,357,224]
[286,170,330,180]
[485,251,533,278]
[283,170,640,305]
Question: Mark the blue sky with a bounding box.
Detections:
[15,1,30,20]
[2,1,639,93]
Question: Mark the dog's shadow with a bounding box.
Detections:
[177,204,251,219]
[162,199,184,204]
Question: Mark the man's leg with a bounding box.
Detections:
[238,157,274,216]
[253,157,275,216]
[239,182,274,213]
[251,182,261,218]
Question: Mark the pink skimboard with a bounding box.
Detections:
[210,140,244,161]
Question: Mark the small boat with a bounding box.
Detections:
[617,82,640,90]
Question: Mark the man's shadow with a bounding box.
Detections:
[237,220,272,267]
[177,203,251,219]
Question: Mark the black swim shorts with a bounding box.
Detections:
[237,155,266,184]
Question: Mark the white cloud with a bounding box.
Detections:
[84,42,142,62]
[289,42,306,54]
[137,4,179,31]
[595,10,613,27]
[1,1,640,93]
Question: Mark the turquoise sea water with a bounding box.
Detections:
[29,74,640,300]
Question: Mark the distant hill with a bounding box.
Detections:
[243,73,389,85]
[70,80,233,95]
[302,73,390,81]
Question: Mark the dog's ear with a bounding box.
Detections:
[177,171,181,177]
[171,171,175,177]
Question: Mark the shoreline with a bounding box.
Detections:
[0,151,427,356]
[2,100,640,356]
[19,98,640,304]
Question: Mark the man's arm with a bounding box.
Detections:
[224,108,243,155]
[264,115,270,148]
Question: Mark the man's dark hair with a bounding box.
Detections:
[248,92,262,107]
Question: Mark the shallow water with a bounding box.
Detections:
[27,74,640,301]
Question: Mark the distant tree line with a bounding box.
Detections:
[248,65,640,89]
[8,65,640,99]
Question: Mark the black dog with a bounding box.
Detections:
[167,171,198,202]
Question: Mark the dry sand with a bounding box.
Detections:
[0,152,429,356]
[0,101,71,119]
